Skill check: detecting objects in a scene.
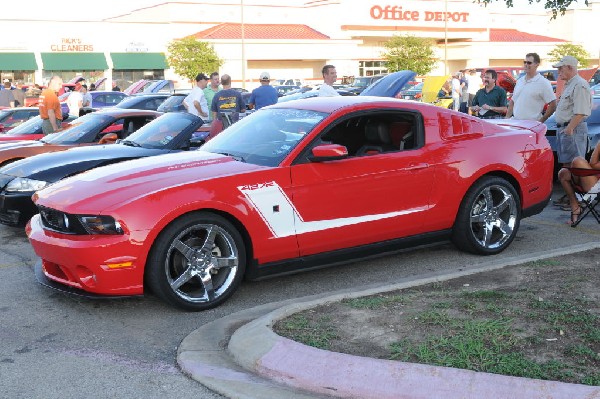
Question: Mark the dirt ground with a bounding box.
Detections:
[274,249,600,385]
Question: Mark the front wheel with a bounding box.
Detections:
[145,212,246,311]
[452,177,521,255]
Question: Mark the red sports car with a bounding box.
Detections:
[0,115,77,142]
[27,94,553,311]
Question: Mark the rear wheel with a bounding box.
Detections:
[452,177,520,255]
[146,212,245,311]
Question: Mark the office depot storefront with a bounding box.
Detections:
[0,0,597,88]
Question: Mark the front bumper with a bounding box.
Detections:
[27,214,149,296]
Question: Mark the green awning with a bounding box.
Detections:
[110,53,168,70]
[41,52,108,71]
[0,53,38,70]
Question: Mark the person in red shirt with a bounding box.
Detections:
[38,76,63,134]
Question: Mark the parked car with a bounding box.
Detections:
[142,80,174,94]
[592,83,600,97]
[0,107,40,133]
[113,93,170,111]
[27,88,552,311]
[0,112,206,226]
[345,74,388,94]
[274,85,301,97]
[277,87,355,102]
[0,109,159,167]
[157,91,190,113]
[397,81,424,101]
[60,90,128,116]
[0,115,77,142]
[123,79,151,95]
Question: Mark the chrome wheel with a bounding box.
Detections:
[468,184,518,250]
[452,177,521,255]
[147,212,245,311]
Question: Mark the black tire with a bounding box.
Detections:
[145,212,246,311]
[451,177,521,255]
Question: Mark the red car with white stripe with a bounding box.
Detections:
[27,87,553,311]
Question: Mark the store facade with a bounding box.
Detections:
[0,0,597,89]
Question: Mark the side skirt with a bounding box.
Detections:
[246,230,452,281]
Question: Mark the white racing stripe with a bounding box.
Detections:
[238,181,425,238]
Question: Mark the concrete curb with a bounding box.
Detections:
[180,242,600,399]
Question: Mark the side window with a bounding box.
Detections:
[321,113,418,157]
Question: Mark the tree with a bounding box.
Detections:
[547,43,591,67]
[381,35,436,76]
[476,0,589,18]
[167,37,223,84]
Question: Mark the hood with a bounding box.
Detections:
[34,150,264,215]
[360,71,417,98]
[0,144,165,182]
[421,76,450,104]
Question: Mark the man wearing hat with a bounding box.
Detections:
[248,72,278,110]
[183,73,209,119]
[553,55,593,168]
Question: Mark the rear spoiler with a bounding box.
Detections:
[490,119,547,145]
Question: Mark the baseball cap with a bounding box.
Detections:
[259,72,270,81]
[552,56,579,68]
[2,79,10,83]
[195,73,209,81]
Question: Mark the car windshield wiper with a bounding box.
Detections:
[216,151,245,162]
[120,140,142,147]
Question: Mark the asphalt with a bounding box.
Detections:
[178,241,600,399]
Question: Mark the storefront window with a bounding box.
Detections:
[1,72,35,84]
[358,61,388,77]
[42,70,104,86]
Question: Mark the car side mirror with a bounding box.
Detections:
[98,133,118,144]
[308,144,348,162]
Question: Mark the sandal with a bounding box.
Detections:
[560,201,587,211]
[567,207,582,226]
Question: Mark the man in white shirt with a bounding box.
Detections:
[66,83,83,117]
[183,73,209,119]
[505,52,556,122]
[318,65,340,97]
[465,69,482,108]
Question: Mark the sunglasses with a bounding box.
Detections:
[523,61,534,65]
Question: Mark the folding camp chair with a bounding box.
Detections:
[569,167,600,227]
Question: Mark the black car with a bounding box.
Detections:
[0,112,206,226]
[114,93,170,111]
[345,74,387,94]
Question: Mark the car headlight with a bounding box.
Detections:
[5,177,49,192]
[78,215,124,235]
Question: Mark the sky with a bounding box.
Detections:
[20,0,589,21]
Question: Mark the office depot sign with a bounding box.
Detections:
[370,5,470,22]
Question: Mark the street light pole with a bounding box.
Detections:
[240,0,246,89]
[444,0,448,74]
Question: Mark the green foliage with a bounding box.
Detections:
[547,43,592,68]
[476,0,589,19]
[381,35,436,76]
[166,37,223,84]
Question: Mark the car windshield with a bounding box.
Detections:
[157,95,185,112]
[41,113,114,144]
[278,90,319,103]
[201,108,327,167]
[0,110,13,122]
[123,113,199,149]
[113,96,144,108]
[350,77,371,88]
[5,116,43,135]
